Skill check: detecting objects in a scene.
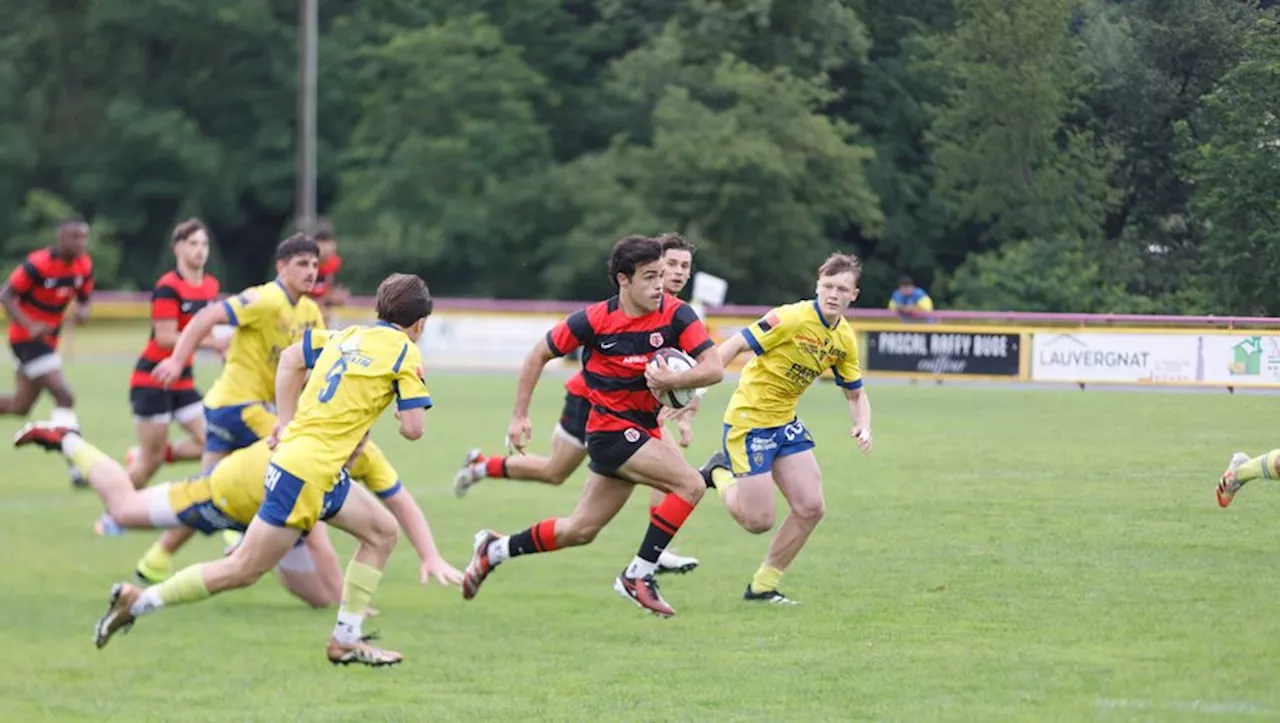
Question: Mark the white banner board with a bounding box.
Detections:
[1030,332,1200,383]
[1031,331,1280,387]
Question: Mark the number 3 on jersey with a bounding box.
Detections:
[318,356,348,403]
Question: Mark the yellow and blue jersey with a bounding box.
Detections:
[724,299,863,430]
[889,287,933,312]
[272,323,431,492]
[204,279,325,409]
[166,438,402,534]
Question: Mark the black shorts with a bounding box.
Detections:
[556,393,590,447]
[130,387,205,423]
[586,428,651,479]
[10,340,61,378]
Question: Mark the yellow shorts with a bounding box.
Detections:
[167,474,244,534]
[258,463,351,532]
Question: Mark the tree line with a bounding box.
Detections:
[1,0,1277,313]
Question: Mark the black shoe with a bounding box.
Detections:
[743,584,799,605]
[698,450,729,489]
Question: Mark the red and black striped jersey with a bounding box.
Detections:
[5,248,94,347]
[130,270,221,391]
[309,254,343,302]
[565,370,589,398]
[545,294,713,435]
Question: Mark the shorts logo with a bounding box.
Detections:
[649,332,664,348]
[624,428,641,443]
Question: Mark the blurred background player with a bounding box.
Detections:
[92,274,434,667]
[152,234,323,471]
[1216,450,1280,508]
[453,233,703,575]
[309,221,349,328]
[123,219,222,493]
[700,253,873,604]
[14,423,461,608]
[0,219,94,486]
[460,236,723,618]
[146,234,323,553]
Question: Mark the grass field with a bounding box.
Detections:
[3,325,1279,722]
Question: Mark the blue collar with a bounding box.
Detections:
[812,299,838,329]
[274,278,298,306]
[375,320,399,330]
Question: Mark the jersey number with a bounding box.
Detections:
[318,357,348,403]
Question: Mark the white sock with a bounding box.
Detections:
[130,587,164,617]
[470,462,488,480]
[626,556,658,580]
[487,537,510,565]
[50,408,79,428]
[333,610,363,645]
[61,433,85,456]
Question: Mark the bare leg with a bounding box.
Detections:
[761,451,825,572]
[0,371,41,416]
[129,419,170,489]
[276,522,345,608]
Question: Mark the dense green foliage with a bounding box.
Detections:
[1,0,1276,312]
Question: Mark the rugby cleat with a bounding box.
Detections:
[461,529,501,600]
[94,582,142,649]
[326,635,403,667]
[698,450,730,490]
[13,421,75,453]
[1216,452,1251,508]
[743,584,800,605]
[613,572,675,618]
[656,549,699,575]
[453,449,484,498]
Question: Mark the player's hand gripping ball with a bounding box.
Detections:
[647,348,697,409]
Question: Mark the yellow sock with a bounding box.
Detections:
[750,564,784,594]
[136,541,174,583]
[1236,451,1280,483]
[65,438,109,479]
[340,560,382,617]
[712,467,738,498]
[154,563,211,606]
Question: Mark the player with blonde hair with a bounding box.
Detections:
[700,253,873,604]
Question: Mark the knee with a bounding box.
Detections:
[792,498,826,525]
[369,512,399,554]
[542,470,569,486]
[740,510,775,535]
[672,469,705,504]
[225,558,269,589]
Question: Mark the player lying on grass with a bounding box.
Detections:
[14,427,463,607]
[91,273,434,667]
[453,233,703,575]
[698,253,873,604]
[1216,451,1280,507]
[461,235,724,618]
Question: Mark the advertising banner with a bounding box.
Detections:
[1030,332,1200,383]
[865,331,1022,376]
[1199,334,1280,387]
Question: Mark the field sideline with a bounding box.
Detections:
[2,325,1279,721]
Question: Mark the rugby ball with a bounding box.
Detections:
[648,348,697,409]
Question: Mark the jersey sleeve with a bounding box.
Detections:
[77,268,94,302]
[392,341,432,411]
[916,295,934,312]
[831,333,864,391]
[151,282,180,321]
[672,303,714,358]
[349,441,402,499]
[545,309,592,358]
[741,305,801,356]
[221,285,279,328]
[7,259,37,294]
[301,328,333,370]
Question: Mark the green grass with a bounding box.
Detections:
[2,325,1279,721]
